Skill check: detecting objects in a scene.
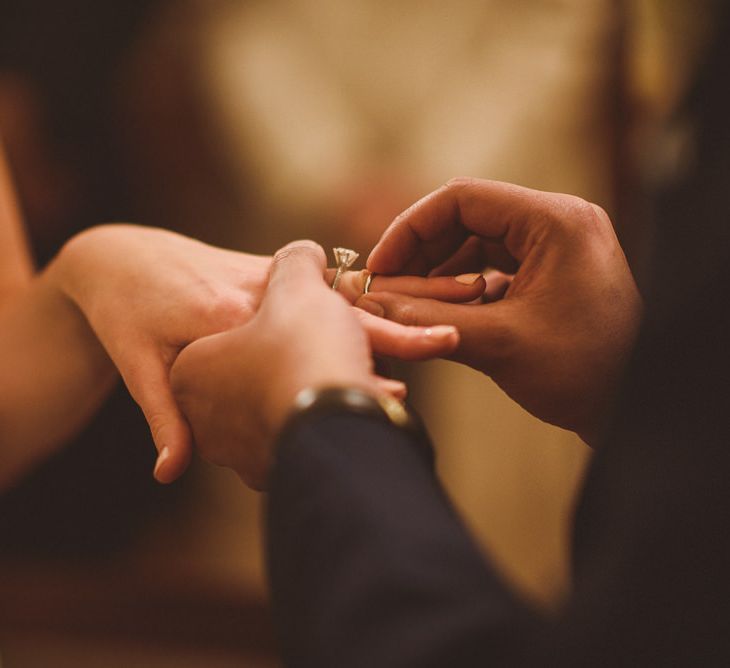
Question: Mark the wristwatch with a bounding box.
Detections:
[281,386,427,441]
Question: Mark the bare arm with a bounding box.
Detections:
[0,264,117,490]
[0,141,115,489]
[0,221,274,489]
[0,140,33,301]
[0,138,478,490]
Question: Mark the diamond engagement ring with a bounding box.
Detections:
[331,247,360,290]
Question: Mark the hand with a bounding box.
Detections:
[333,267,486,307]
[170,240,460,490]
[51,224,271,482]
[359,178,643,444]
[48,225,480,484]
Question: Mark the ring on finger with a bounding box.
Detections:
[332,247,360,290]
[363,270,376,295]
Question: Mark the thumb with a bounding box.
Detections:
[120,350,194,484]
[267,240,327,295]
[355,292,514,369]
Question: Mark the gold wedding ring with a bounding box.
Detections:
[362,270,375,295]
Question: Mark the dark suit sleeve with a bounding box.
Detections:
[266,396,730,668]
[266,413,543,668]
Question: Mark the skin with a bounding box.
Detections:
[172,179,643,488]
[53,224,273,483]
[0,268,116,491]
[358,177,643,445]
[0,139,33,300]
[0,223,475,490]
[1,135,477,489]
[0,222,273,488]
[170,241,461,490]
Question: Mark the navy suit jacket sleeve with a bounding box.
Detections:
[266,349,730,667]
[266,413,543,668]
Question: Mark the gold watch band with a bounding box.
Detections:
[283,386,423,436]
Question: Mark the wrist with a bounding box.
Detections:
[48,230,88,308]
[37,260,117,378]
[42,249,85,319]
[41,244,117,378]
[276,384,426,448]
[264,366,376,432]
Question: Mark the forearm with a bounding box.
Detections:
[0,259,117,490]
[0,140,34,303]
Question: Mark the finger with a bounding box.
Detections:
[331,268,486,304]
[356,292,513,367]
[374,375,408,401]
[430,236,520,278]
[483,270,514,302]
[428,235,486,277]
[268,240,327,293]
[481,240,520,274]
[354,307,459,361]
[368,177,581,274]
[120,350,193,484]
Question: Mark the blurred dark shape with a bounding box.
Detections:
[0,385,167,557]
[0,0,168,257]
[0,0,182,556]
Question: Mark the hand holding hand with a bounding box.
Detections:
[359,178,643,444]
[49,224,479,484]
[170,241,460,489]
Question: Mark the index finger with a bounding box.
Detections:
[367,178,572,275]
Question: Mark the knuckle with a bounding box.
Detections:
[444,176,476,188]
[206,291,253,328]
[561,196,600,223]
[543,195,604,239]
[443,176,480,193]
[590,203,610,222]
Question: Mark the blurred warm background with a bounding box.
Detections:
[0,1,718,665]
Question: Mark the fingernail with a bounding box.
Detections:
[358,299,385,318]
[423,325,458,338]
[153,446,170,481]
[455,273,482,285]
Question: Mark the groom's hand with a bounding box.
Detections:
[358,178,642,444]
[170,240,459,489]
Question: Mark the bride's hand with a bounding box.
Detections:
[51,224,271,482]
[50,226,478,484]
[171,241,461,490]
